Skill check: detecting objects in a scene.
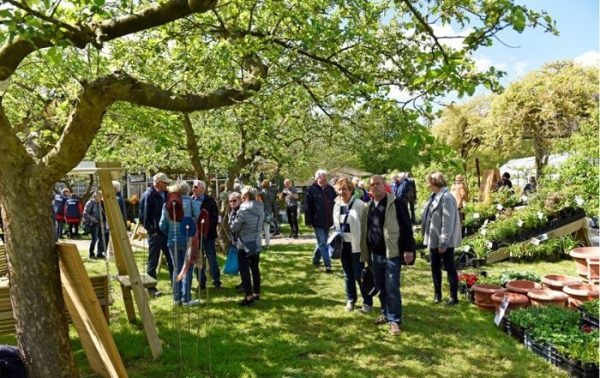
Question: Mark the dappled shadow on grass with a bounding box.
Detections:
[52,242,571,377]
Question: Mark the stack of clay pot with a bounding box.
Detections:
[491,291,530,313]
[569,246,600,284]
[471,284,505,311]
[563,283,600,309]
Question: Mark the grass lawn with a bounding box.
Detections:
[0,232,576,377]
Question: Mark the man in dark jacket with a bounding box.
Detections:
[139,172,173,297]
[305,169,337,273]
[361,175,415,336]
[192,179,221,290]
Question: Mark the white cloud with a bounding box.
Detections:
[474,56,507,73]
[388,85,414,102]
[574,50,600,67]
[430,24,473,50]
[514,61,528,77]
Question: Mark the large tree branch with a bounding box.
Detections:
[400,0,449,65]
[182,113,208,181]
[0,106,35,178]
[38,56,267,184]
[0,0,218,81]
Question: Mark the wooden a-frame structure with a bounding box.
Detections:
[69,161,162,359]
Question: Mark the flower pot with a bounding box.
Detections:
[587,257,599,283]
[563,283,600,309]
[491,292,529,313]
[506,280,542,295]
[527,289,568,307]
[542,274,581,291]
[569,247,600,279]
[471,284,505,311]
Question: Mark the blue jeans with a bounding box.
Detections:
[55,220,65,240]
[88,223,105,257]
[312,227,331,268]
[170,244,193,302]
[147,232,174,284]
[198,238,221,288]
[372,254,402,324]
[341,242,372,306]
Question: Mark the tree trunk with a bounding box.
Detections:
[533,134,546,180]
[1,178,78,377]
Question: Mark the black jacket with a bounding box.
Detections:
[139,186,165,235]
[193,194,219,240]
[304,183,336,229]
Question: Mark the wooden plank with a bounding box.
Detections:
[116,274,156,288]
[58,243,128,378]
[0,245,7,277]
[486,247,510,264]
[97,170,162,359]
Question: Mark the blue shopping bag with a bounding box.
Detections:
[223,245,239,275]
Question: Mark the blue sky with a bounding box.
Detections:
[472,0,599,84]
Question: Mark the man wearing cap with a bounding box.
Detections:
[139,172,174,297]
[191,179,221,290]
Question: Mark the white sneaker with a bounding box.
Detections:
[345,301,355,312]
[361,304,373,314]
[183,299,202,307]
[173,300,182,306]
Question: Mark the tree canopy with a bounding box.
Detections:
[0,1,557,375]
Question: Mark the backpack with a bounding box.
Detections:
[197,208,210,237]
[165,192,184,222]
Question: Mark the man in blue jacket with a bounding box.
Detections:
[305,169,337,273]
[139,172,173,297]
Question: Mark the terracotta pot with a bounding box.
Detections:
[569,247,600,278]
[563,283,600,309]
[506,280,542,295]
[471,284,505,311]
[527,289,568,307]
[491,292,529,313]
[542,274,581,291]
[587,257,600,282]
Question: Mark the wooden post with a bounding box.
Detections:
[96,164,162,359]
[58,243,128,378]
[475,158,481,191]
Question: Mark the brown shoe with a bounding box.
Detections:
[373,315,387,325]
[389,322,401,335]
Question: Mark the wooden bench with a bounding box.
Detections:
[0,244,7,277]
[0,274,114,336]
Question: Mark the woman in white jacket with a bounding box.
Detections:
[332,178,373,313]
[422,172,462,306]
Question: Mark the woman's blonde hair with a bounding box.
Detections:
[335,177,355,192]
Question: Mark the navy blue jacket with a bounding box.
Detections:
[139,186,166,235]
[304,183,336,229]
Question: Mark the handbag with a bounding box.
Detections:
[360,266,379,297]
[223,245,239,275]
[328,199,355,259]
[82,221,92,234]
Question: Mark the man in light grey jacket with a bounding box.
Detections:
[422,171,462,306]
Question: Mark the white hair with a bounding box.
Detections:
[314,169,327,180]
[398,172,407,180]
[351,176,360,184]
[193,180,206,189]
[174,181,190,195]
[112,180,121,192]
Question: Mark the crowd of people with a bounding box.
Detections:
[49,168,470,335]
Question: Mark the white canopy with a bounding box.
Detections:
[498,153,570,187]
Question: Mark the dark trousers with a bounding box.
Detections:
[409,200,416,224]
[67,222,79,238]
[147,232,174,283]
[430,247,458,300]
[89,224,105,257]
[286,206,298,235]
[341,242,372,306]
[238,250,260,297]
[54,220,65,240]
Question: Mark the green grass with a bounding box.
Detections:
[1,241,574,377]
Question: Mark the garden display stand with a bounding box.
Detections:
[70,161,162,359]
[485,217,590,264]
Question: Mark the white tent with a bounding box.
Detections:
[499,153,570,187]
